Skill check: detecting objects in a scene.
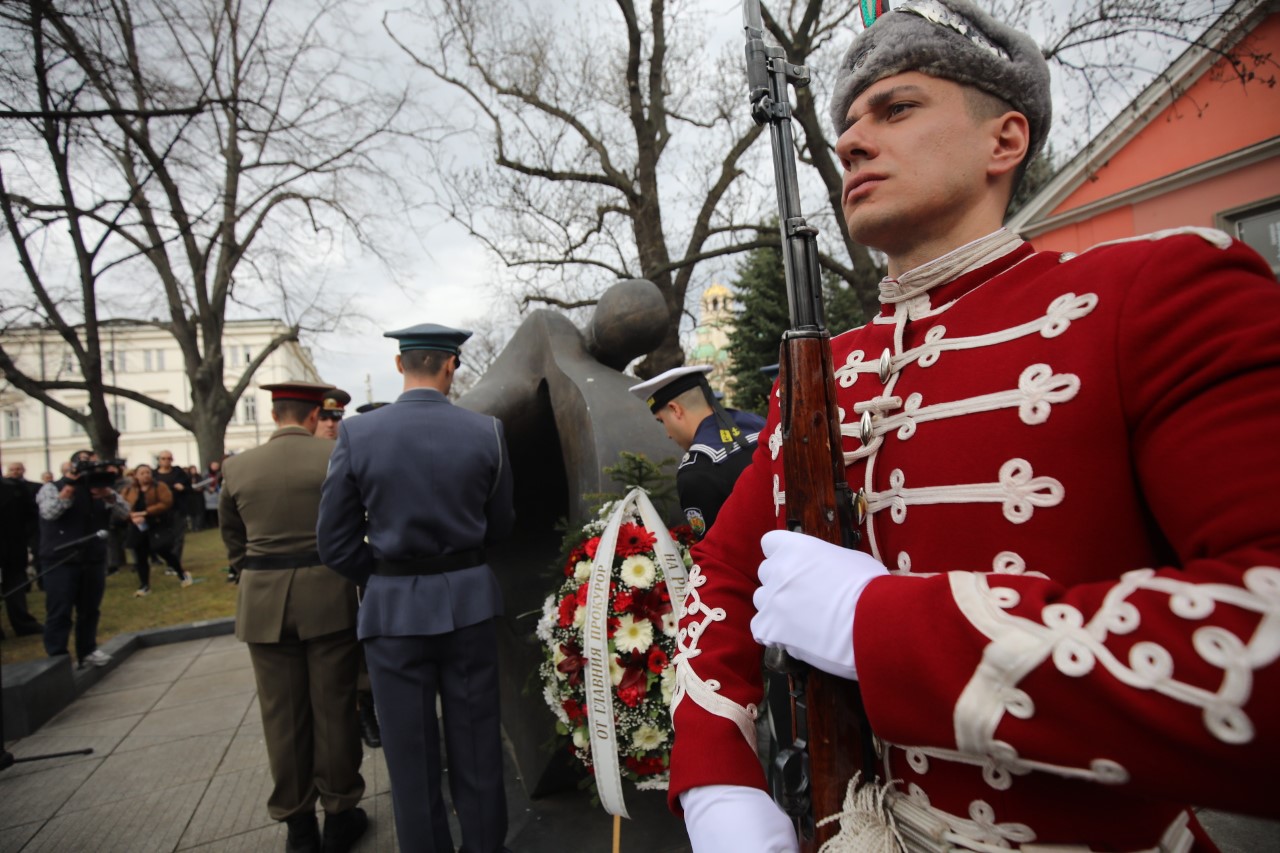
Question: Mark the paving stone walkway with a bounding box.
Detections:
[2,634,1273,852]
[0,634,688,853]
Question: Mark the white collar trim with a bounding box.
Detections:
[879,229,1026,305]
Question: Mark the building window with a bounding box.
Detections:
[243,396,257,424]
[144,350,152,372]
[61,353,77,375]
[155,349,166,371]
[70,407,87,435]
[151,408,165,430]
[1218,196,1280,276]
[4,409,19,439]
[111,401,127,431]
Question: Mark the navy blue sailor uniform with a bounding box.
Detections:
[677,409,766,539]
[317,386,515,853]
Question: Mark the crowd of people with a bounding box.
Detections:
[0,453,225,660]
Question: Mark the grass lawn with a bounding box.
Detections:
[0,528,239,666]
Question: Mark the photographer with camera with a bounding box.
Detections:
[36,450,130,668]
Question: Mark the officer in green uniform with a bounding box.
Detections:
[219,381,367,853]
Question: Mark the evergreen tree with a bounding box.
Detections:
[725,244,865,415]
[724,245,790,415]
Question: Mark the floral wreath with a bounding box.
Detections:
[536,488,696,798]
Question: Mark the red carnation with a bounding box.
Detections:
[615,523,657,558]
[625,755,666,776]
[647,646,669,674]
[562,698,586,724]
[613,589,635,612]
[584,537,601,559]
[557,594,577,628]
[617,682,645,707]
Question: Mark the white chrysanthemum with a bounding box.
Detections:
[552,645,568,680]
[661,610,679,637]
[536,596,557,644]
[631,723,668,751]
[614,613,654,653]
[574,560,593,581]
[608,655,626,687]
[572,727,590,750]
[545,684,569,724]
[660,665,677,704]
[620,555,656,589]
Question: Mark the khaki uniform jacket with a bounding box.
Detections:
[220,425,358,643]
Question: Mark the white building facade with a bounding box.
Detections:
[0,319,321,476]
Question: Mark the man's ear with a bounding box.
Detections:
[988,111,1030,180]
[395,354,405,376]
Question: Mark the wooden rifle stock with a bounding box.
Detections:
[778,331,875,850]
[743,1,877,847]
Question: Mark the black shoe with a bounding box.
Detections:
[284,812,321,853]
[15,623,44,636]
[358,700,381,749]
[322,807,368,853]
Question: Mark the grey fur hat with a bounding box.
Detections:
[829,0,1051,162]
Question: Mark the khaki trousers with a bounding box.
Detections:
[247,626,365,820]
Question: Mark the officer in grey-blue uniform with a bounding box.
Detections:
[317,323,515,853]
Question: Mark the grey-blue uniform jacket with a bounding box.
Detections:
[316,388,515,640]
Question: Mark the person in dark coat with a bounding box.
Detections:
[629,365,766,539]
[2,462,44,637]
[318,323,516,853]
[36,451,130,667]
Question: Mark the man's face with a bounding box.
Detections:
[654,406,693,452]
[6,462,23,479]
[834,72,996,259]
[316,415,340,439]
[157,452,174,469]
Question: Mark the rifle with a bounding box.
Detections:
[742,2,878,848]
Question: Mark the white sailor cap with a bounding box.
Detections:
[628,365,714,413]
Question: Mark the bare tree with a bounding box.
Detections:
[0,0,416,463]
[386,0,785,376]
[388,0,1271,353]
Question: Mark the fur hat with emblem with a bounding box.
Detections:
[829,0,1052,165]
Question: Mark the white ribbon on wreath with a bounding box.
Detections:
[582,487,690,818]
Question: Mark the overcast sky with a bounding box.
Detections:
[306,0,750,407]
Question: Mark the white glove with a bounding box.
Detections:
[681,784,799,853]
[751,529,888,680]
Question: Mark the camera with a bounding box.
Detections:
[70,456,125,488]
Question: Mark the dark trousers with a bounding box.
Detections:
[364,619,507,853]
[131,530,186,588]
[247,627,365,821]
[2,547,41,634]
[42,559,105,660]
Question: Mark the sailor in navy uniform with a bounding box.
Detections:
[630,365,766,540]
[317,323,515,853]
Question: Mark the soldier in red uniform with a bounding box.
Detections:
[668,2,1280,851]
